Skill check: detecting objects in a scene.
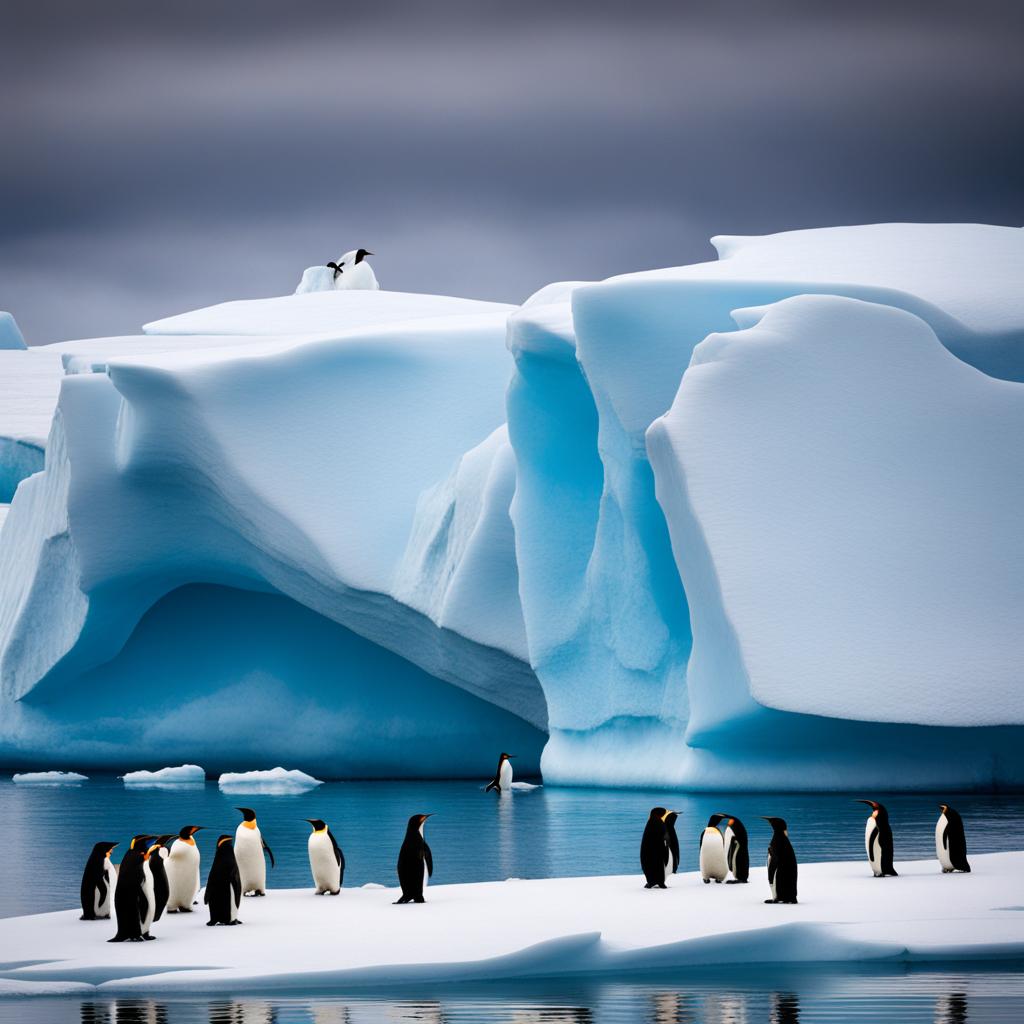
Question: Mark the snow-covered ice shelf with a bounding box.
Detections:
[11,771,87,785]
[121,765,205,786]
[0,853,1020,997]
[218,767,323,793]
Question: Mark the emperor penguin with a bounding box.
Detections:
[664,810,681,873]
[325,249,379,291]
[148,835,175,921]
[484,753,516,793]
[936,803,971,873]
[305,818,345,895]
[722,814,750,883]
[110,835,156,942]
[80,841,119,920]
[205,835,243,926]
[234,807,274,896]
[699,813,728,883]
[165,825,204,912]
[763,817,798,904]
[857,799,898,877]
[395,813,433,904]
[640,807,670,889]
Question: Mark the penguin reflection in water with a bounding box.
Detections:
[640,807,672,888]
[395,814,433,903]
[936,803,971,873]
[857,799,898,877]
[110,836,156,942]
[205,835,243,926]
[306,818,345,895]
[80,841,119,920]
[763,817,798,904]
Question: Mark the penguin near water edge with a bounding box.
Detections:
[205,835,243,926]
[395,814,433,904]
[485,753,515,793]
[234,808,274,896]
[721,814,749,883]
[80,841,119,920]
[763,817,798,904]
[936,803,971,873]
[640,807,671,889]
[109,835,156,942]
[165,825,204,912]
[306,818,345,895]
[699,814,728,883]
[857,799,898,877]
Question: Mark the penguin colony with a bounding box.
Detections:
[80,785,972,941]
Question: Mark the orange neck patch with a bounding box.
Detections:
[242,819,257,830]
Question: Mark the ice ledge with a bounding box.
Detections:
[1,853,1021,996]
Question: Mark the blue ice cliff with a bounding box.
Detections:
[1,224,1022,787]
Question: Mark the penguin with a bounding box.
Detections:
[165,825,204,912]
[80,841,119,920]
[722,814,749,884]
[664,810,681,873]
[110,835,156,942]
[395,813,433,904]
[305,818,345,895]
[205,835,243,926]
[699,813,728,883]
[484,753,516,793]
[148,835,174,921]
[640,807,670,889]
[325,249,379,291]
[857,799,898,877]
[763,817,798,904]
[936,803,971,873]
[234,808,274,896]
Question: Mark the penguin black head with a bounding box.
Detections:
[129,834,154,851]
[216,835,234,848]
[499,752,516,762]
[761,816,788,833]
[355,248,373,264]
[707,813,726,828]
[855,799,888,820]
[178,825,203,839]
[305,818,327,832]
[406,813,433,833]
[154,834,175,849]
[664,810,679,826]
[90,841,118,856]
[648,807,668,822]
[236,807,257,823]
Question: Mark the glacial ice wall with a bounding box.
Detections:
[1,224,1022,787]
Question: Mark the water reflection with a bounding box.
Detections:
[80,1003,167,1024]
[934,992,968,1024]
[648,991,697,1023]
[208,1000,277,1023]
[770,992,800,1024]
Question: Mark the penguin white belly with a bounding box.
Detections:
[699,829,727,881]
[235,826,266,894]
[768,852,777,900]
[936,814,953,870]
[865,818,883,875]
[308,834,341,893]
[498,759,514,791]
[95,857,116,917]
[334,263,379,291]
[423,860,430,891]
[140,864,155,933]
[166,842,200,910]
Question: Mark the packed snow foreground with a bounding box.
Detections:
[0,853,1021,996]
[0,223,1022,787]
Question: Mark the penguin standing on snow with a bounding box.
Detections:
[722,815,749,884]
[80,841,119,920]
[165,825,204,912]
[640,807,670,889]
[234,808,274,896]
[205,835,243,926]
[485,753,516,793]
[326,249,379,291]
[395,814,433,904]
[664,811,681,873]
[699,814,728,883]
[148,835,174,922]
[305,818,345,895]
[857,799,898,877]
[763,817,798,904]
[110,836,156,942]
[936,803,971,873]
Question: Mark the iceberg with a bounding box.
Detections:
[121,764,206,786]
[0,853,1020,996]
[218,767,323,793]
[12,770,87,785]
[0,224,1022,787]
[0,313,26,351]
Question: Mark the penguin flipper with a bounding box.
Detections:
[424,842,433,878]
[263,839,275,868]
[942,824,949,850]
[231,871,242,908]
[484,779,498,793]
[868,828,878,864]
[329,829,344,869]
[767,851,777,887]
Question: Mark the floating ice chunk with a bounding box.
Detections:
[217,767,324,793]
[0,312,26,350]
[510,781,541,791]
[121,764,206,786]
[12,770,88,784]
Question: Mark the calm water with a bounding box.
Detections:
[2,965,1024,1022]
[1,777,1021,918]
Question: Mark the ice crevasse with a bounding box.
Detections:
[0,224,1022,788]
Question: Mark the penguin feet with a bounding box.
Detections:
[714,879,723,884]
[414,897,426,903]
[167,909,178,914]
[764,899,779,904]
[703,879,710,884]
[180,907,193,913]
[643,883,654,889]
[725,880,748,885]
[329,890,340,896]
[394,897,410,904]
[657,883,668,890]
[142,934,156,941]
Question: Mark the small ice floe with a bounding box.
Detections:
[12,771,88,785]
[510,782,542,792]
[121,764,206,787]
[217,767,324,794]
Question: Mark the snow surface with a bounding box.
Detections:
[0,853,1020,997]
[11,771,87,784]
[121,764,205,786]
[218,767,323,793]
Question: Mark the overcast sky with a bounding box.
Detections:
[2,0,1022,343]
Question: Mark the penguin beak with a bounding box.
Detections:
[854,800,877,808]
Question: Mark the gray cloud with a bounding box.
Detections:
[1,0,1022,342]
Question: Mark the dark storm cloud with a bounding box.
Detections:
[1,0,1022,342]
